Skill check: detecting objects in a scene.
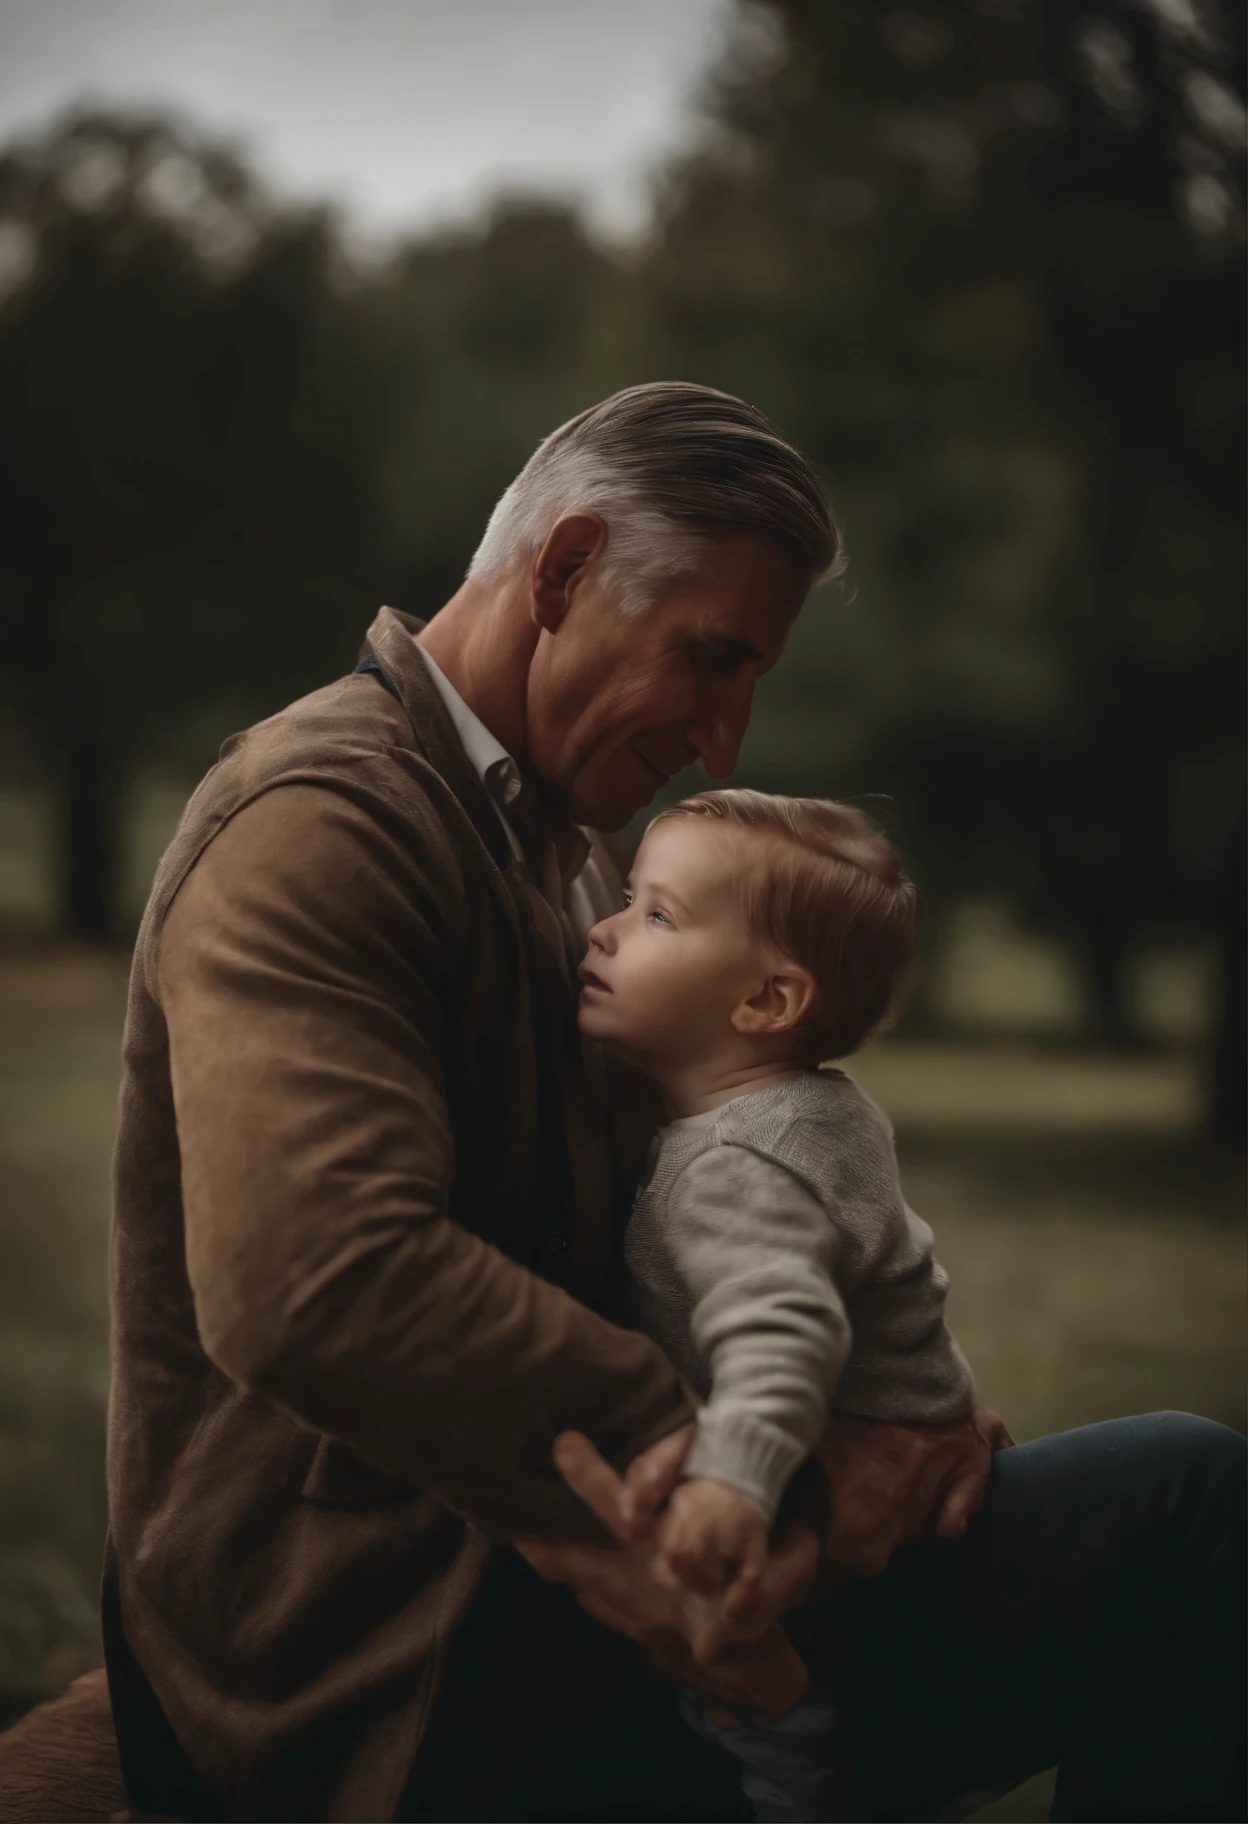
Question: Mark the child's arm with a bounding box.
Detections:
[657,1144,850,1596]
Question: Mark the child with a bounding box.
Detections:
[576,788,974,1822]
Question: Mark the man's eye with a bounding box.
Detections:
[689,643,738,678]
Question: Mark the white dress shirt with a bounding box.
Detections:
[415,643,525,862]
[410,638,622,955]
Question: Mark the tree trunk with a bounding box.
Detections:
[58,740,123,944]
[1077,920,1139,1049]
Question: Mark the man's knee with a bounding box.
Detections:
[1118,1411,1247,1554]
[1138,1410,1245,1485]
[988,1411,1245,1569]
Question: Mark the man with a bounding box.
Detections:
[102,384,1243,1822]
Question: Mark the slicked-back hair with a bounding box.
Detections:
[650,788,917,1064]
[468,382,840,614]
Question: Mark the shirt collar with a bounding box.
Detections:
[413,640,523,811]
[411,636,591,890]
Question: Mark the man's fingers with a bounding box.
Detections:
[513,1534,587,1581]
[660,1535,696,1585]
[933,1474,977,1540]
[731,1628,812,1717]
[552,1430,630,1542]
[742,1531,767,1583]
[722,1536,766,1619]
[513,1532,624,1588]
[979,1407,1015,1451]
[722,1571,759,1622]
[688,1605,725,1668]
[696,1522,819,1655]
[934,1449,993,1541]
[759,1519,820,1609]
[624,1425,694,1527]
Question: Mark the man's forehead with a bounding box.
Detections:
[651,539,807,633]
[672,598,798,660]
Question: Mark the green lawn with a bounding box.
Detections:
[852,1043,1245,1445]
[0,947,1242,1820]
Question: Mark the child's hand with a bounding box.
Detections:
[659,1477,769,1603]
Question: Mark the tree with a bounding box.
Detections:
[0,111,379,939]
[900,0,1246,1051]
[640,1,1244,1111]
[355,196,627,617]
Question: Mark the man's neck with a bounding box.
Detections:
[417,577,536,761]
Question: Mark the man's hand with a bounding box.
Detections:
[517,1430,818,1678]
[618,1424,698,1536]
[516,1405,1011,1705]
[659,1477,769,1601]
[815,1404,1013,1581]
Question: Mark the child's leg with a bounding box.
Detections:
[680,1688,851,1824]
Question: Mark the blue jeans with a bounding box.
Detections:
[404,1414,1246,1822]
[693,1411,1248,1823]
[681,1687,852,1822]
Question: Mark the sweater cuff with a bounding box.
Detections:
[683,1407,808,1522]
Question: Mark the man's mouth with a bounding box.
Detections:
[629,742,669,785]
[578,967,611,993]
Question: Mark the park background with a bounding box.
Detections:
[0,2,1243,1815]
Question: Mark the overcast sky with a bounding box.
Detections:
[0,0,735,240]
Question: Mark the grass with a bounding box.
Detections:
[0,946,1242,1820]
[851,1044,1245,1444]
[0,950,122,1713]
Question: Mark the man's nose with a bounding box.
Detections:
[690,693,752,780]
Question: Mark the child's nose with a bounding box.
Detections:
[588,915,618,953]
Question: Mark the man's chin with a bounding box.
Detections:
[569,783,659,833]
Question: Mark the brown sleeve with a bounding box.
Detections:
[159,780,690,1540]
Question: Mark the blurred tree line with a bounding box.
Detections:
[0,0,1242,1134]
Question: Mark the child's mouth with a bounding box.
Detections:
[578,968,611,993]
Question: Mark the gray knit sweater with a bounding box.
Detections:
[624,1069,974,1519]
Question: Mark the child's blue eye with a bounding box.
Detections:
[623,891,671,926]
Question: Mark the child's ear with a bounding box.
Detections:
[732,968,818,1038]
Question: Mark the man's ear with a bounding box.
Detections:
[731,967,819,1039]
[531,513,608,633]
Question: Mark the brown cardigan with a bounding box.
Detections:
[104,606,691,1821]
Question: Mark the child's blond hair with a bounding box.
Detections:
[650,789,917,1063]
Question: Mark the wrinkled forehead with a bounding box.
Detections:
[644,536,809,639]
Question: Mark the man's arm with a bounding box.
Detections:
[159,780,691,1540]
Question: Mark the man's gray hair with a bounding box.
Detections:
[467,382,841,615]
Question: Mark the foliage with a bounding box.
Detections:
[644,0,1245,1050]
[0,112,380,937]
[0,7,1242,1129]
